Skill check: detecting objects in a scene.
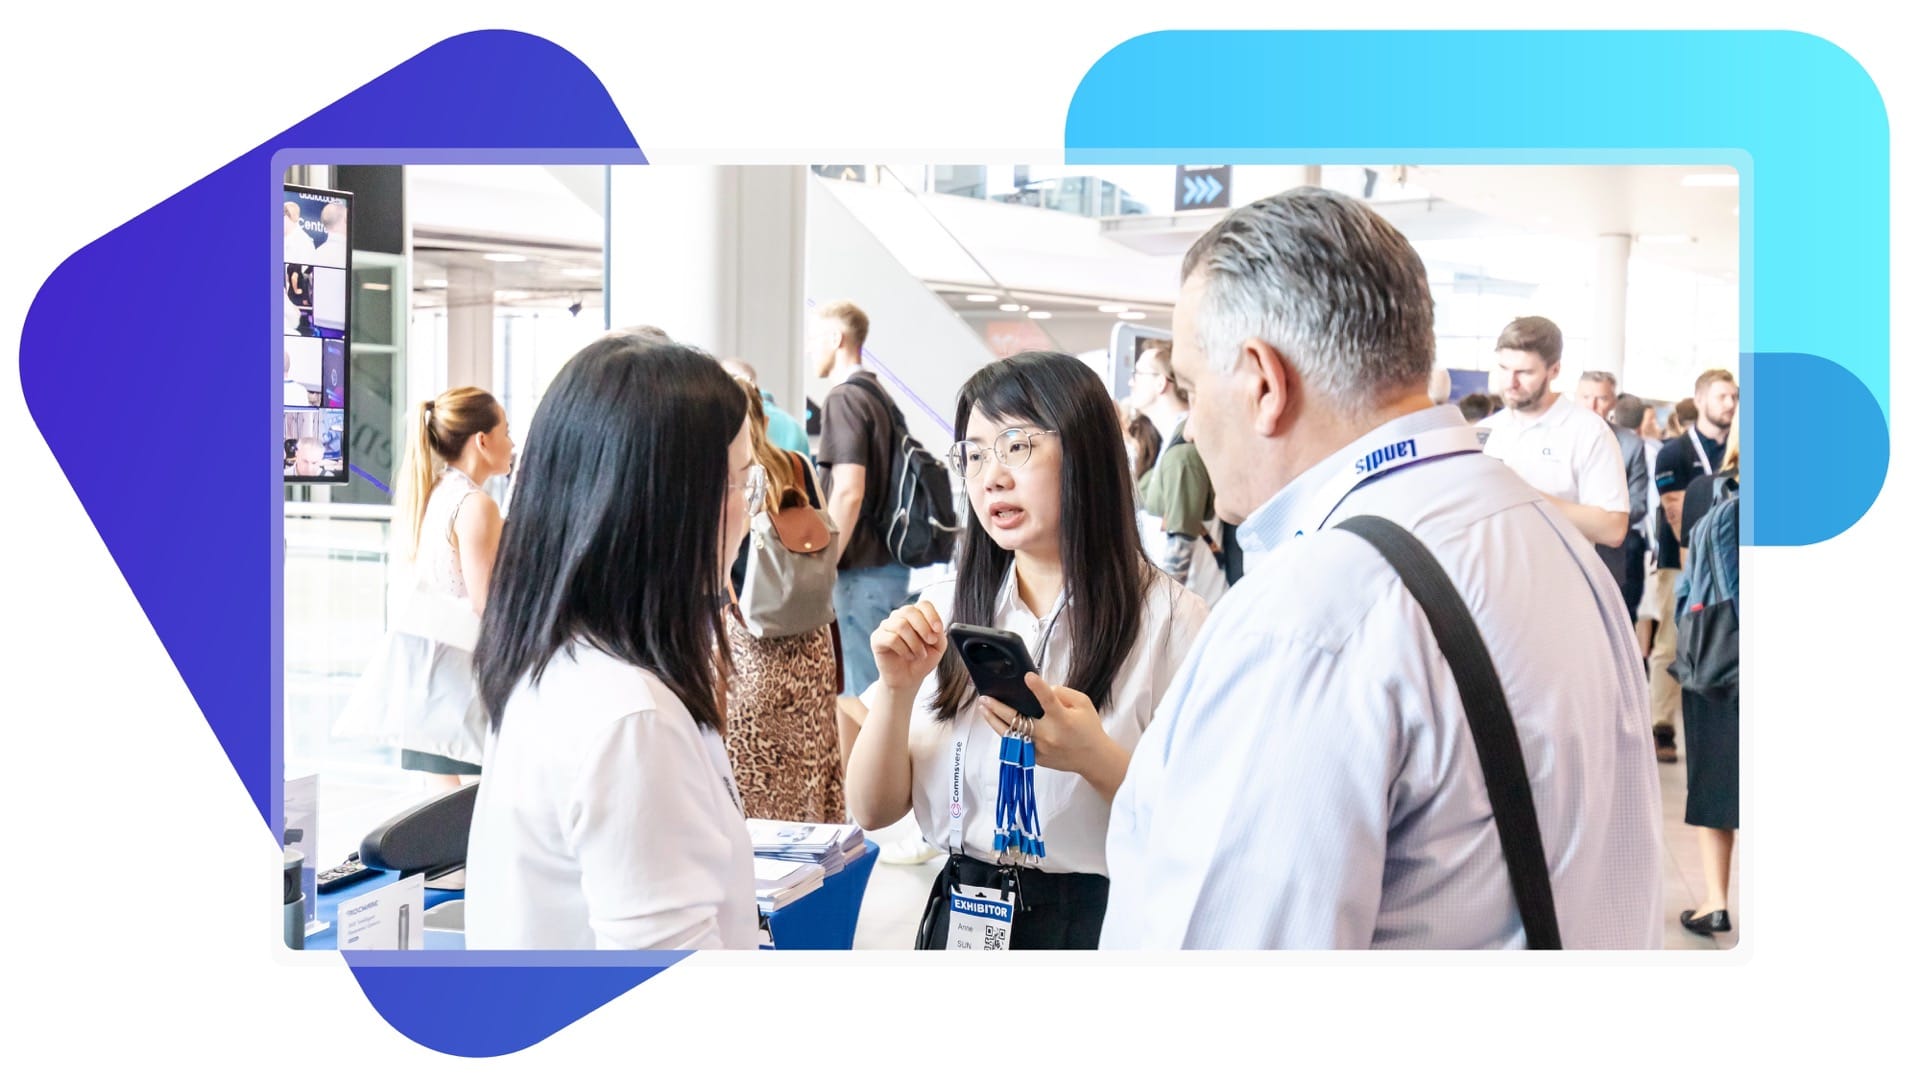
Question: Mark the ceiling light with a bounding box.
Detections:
[999,303,1023,312]
[359,282,391,291]
[1680,173,1739,188]
[966,294,998,303]
[482,253,528,262]
[1028,311,1052,320]
[1636,233,1695,245]
[1118,311,1147,320]
[561,267,601,278]
[422,278,448,288]
[1097,303,1129,313]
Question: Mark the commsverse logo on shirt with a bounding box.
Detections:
[1355,439,1418,476]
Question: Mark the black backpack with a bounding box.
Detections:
[845,377,961,568]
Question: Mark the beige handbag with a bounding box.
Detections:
[739,457,840,639]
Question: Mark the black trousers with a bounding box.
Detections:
[914,853,1110,950]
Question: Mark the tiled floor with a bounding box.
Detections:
[849,751,1740,950]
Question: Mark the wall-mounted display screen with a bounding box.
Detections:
[282,184,350,483]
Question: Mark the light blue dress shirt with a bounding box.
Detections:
[1101,405,1664,949]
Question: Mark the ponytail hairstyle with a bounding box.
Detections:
[394,386,502,562]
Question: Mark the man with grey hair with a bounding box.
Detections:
[1576,369,1650,616]
[1100,188,1662,950]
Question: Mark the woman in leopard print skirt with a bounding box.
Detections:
[724,375,845,822]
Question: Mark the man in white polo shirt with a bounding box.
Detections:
[1478,317,1630,551]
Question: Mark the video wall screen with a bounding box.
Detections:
[282,184,350,482]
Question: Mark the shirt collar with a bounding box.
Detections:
[1239,404,1471,554]
[994,562,1070,625]
[1510,392,1575,432]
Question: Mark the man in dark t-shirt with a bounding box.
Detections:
[812,300,910,700]
[1645,367,1738,762]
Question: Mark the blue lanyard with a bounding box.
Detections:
[948,590,1064,866]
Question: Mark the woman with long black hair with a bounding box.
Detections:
[845,351,1211,949]
[464,333,762,950]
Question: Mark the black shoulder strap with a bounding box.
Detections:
[1333,515,1563,950]
[843,373,909,435]
[791,450,823,510]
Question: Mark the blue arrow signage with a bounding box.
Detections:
[1175,165,1232,210]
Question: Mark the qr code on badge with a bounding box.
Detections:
[983,922,1008,950]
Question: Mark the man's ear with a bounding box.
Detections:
[1243,337,1294,438]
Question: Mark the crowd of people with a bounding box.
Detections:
[338,185,1740,950]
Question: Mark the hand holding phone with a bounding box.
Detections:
[963,648,1121,792]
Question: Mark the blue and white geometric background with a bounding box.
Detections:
[18,27,1888,1058]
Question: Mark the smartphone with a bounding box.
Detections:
[947,623,1045,717]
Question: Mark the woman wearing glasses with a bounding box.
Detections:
[845,351,1211,949]
[465,334,760,950]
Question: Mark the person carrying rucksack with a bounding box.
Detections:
[1670,411,1740,939]
[812,300,961,700]
[1128,343,1237,602]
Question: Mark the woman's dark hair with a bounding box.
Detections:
[931,351,1150,719]
[473,333,747,733]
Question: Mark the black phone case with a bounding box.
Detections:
[946,623,1045,717]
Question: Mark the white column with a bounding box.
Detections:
[604,166,807,412]
[1594,232,1632,384]
[443,264,494,392]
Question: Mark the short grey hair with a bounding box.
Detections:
[1579,370,1618,390]
[1612,393,1648,430]
[1181,187,1436,418]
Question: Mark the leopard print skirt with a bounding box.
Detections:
[724,613,845,823]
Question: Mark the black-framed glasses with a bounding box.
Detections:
[946,428,1059,478]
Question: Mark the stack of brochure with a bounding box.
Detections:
[753,858,826,912]
[747,819,867,877]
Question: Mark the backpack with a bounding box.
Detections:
[739,451,840,639]
[844,376,961,568]
[1162,425,1242,585]
[1668,476,1739,696]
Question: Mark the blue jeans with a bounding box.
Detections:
[833,562,911,697]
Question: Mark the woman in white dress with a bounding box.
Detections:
[464,334,761,950]
[338,386,512,790]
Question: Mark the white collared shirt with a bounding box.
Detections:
[1479,393,1630,512]
[1102,406,1664,949]
[864,565,1210,875]
[466,642,759,950]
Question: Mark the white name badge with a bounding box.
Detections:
[946,884,1016,950]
